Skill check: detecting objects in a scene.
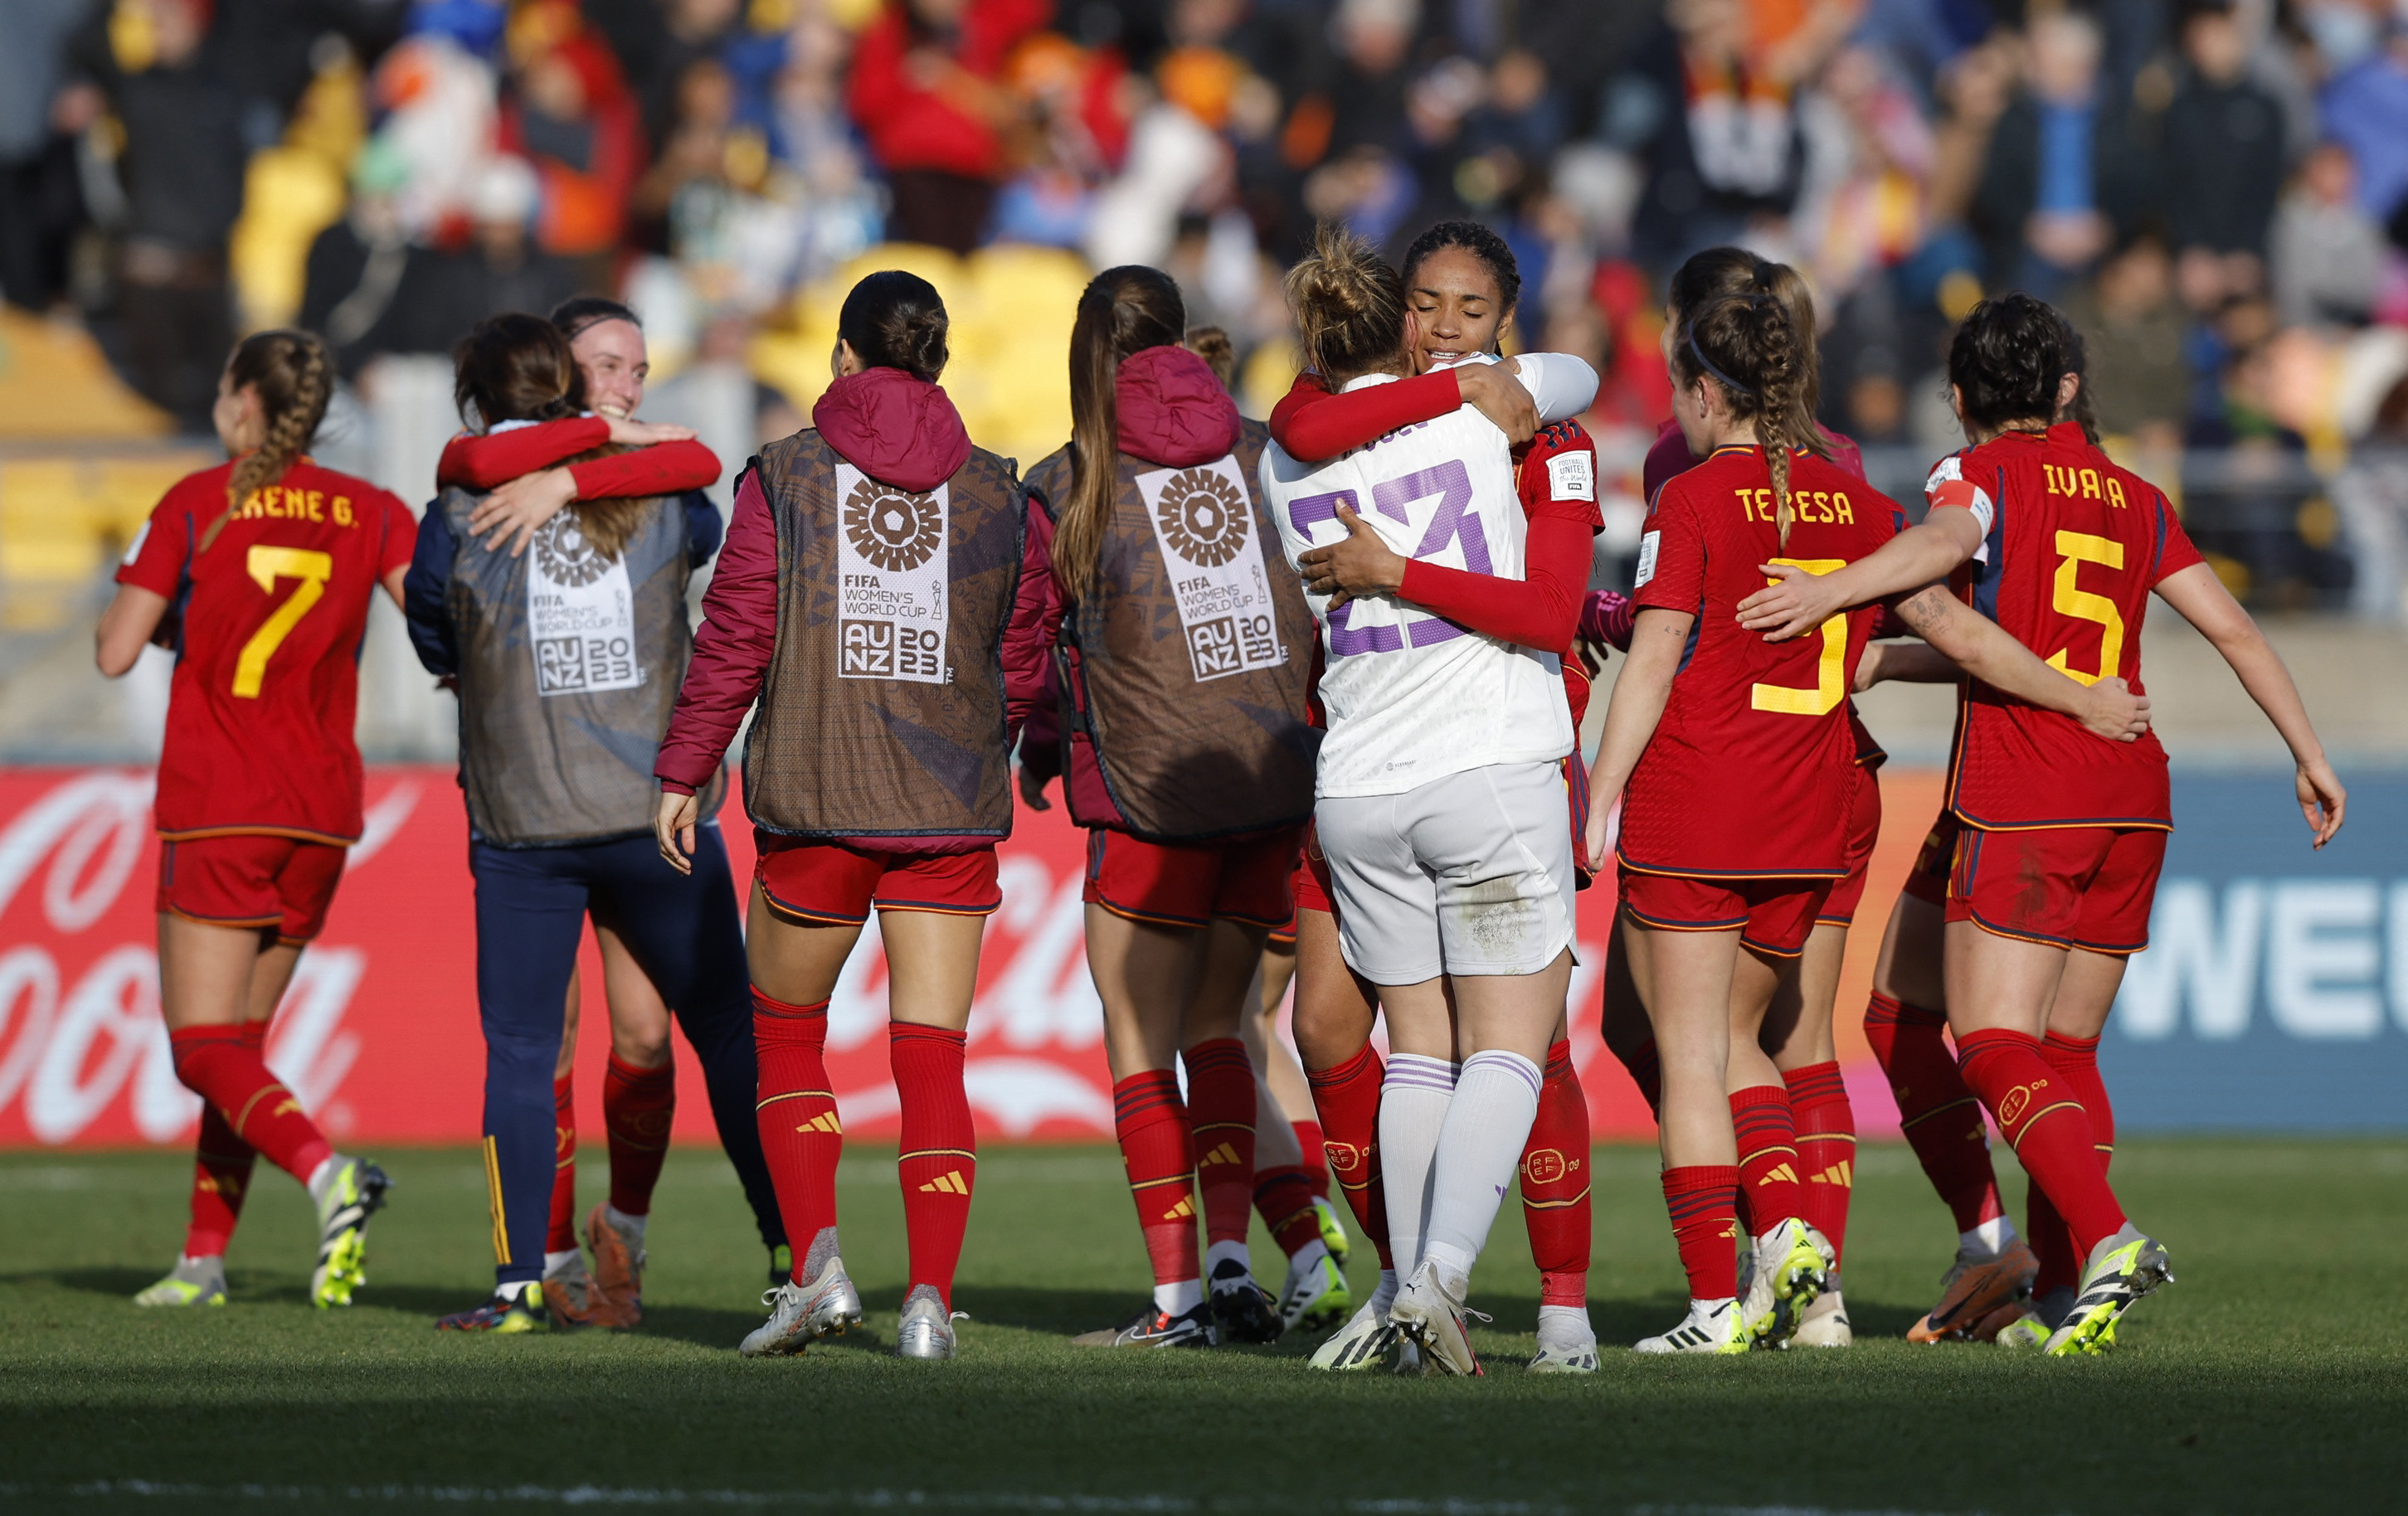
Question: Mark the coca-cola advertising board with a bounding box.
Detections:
[0,766,1928,1149]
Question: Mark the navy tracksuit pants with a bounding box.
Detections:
[471,824,781,1287]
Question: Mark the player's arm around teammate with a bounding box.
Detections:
[654,271,1025,1363]
[1013,267,1320,1350]
[95,331,411,1312]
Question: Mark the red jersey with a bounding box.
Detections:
[118,458,416,843]
[1620,445,1901,878]
[1942,423,2203,831]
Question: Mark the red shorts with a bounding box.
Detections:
[1815,764,1885,926]
[1619,870,1835,959]
[1902,809,1959,907]
[1945,824,2167,955]
[1085,825,1303,930]
[1291,822,1335,917]
[1267,912,1298,949]
[755,834,1001,926]
[156,834,346,943]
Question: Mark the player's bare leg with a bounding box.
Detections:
[1627,921,1749,1353]
[1726,945,1832,1349]
[1758,922,1854,1345]
[1600,906,1661,1119]
[572,921,675,1329]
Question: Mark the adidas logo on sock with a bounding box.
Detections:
[1756,1162,1799,1186]
[1810,1160,1854,1188]
[795,1112,843,1135]
[918,1170,970,1195]
[1161,1195,1196,1222]
[1198,1142,1243,1169]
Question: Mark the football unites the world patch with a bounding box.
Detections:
[1136,454,1286,683]
[834,463,951,684]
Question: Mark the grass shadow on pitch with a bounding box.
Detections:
[930,1284,1166,1338]
[2,1267,172,1301]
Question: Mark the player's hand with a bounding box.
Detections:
[606,416,697,446]
[1297,503,1406,609]
[1735,562,1846,640]
[1852,642,1885,692]
[1017,761,1053,811]
[655,790,700,874]
[2297,757,2346,848]
[1582,788,1613,867]
[469,467,579,556]
[1574,634,1608,678]
[1455,363,1539,446]
[2079,677,2150,743]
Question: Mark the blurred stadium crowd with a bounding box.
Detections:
[9,0,2408,610]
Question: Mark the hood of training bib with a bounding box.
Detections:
[1115,345,1241,469]
[813,368,971,493]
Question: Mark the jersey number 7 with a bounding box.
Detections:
[1750,557,1846,716]
[233,547,333,698]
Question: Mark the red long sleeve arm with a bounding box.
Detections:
[654,469,777,793]
[566,438,722,499]
[437,418,611,490]
[1267,369,1464,462]
[1001,503,1067,762]
[1396,509,1595,654]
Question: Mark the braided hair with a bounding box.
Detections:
[1670,292,1826,549]
[202,331,333,553]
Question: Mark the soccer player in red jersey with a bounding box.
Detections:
[1737,294,2343,1352]
[96,331,411,1310]
[1010,268,1319,1349]
[1585,290,2150,1353]
[1263,222,1606,1373]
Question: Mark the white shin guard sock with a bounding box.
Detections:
[1378,1054,1457,1276]
[1419,1049,1545,1287]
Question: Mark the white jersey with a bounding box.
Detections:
[1262,375,1574,799]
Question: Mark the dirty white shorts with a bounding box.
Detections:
[1312,760,1576,984]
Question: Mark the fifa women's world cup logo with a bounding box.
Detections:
[844,479,945,572]
[1155,469,1249,567]
[533,515,610,588]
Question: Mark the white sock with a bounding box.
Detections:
[604,1204,647,1246]
[1418,1049,1544,1287]
[542,1249,581,1277]
[1369,1267,1399,1311]
[1963,1215,2018,1257]
[1154,1277,1204,1316]
[1537,1303,1593,1340]
[304,1155,337,1199]
[1378,1054,1457,1275]
[1204,1240,1250,1280]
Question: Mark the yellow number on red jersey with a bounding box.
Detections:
[1749,557,1847,716]
[232,547,333,698]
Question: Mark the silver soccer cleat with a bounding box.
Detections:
[894,1285,960,1361]
[739,1254,863,1357]
[1388,1260,1485,1377]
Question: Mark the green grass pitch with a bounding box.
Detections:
[3,1138,2404,1514]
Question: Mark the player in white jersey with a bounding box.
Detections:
[1261,226,1579,1376]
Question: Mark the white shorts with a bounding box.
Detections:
[1313,761,1577,984]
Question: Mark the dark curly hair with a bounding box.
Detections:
[1402,220,1521,313]
[1948,293,2097,441]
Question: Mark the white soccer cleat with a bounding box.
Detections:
[1277,1241,1352,1334]
[1635,1297,1749,1354]
[739,1255,863,1357]
[1527,1306,1599,1373]
[893,1285,961,1361]
[1791,1288,1852,1348]
[1308,1292,1396,1371]
[1388,1261,1485,1377]
[1739,1218,1832,1349]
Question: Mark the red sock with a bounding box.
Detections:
[752,989,840,1282]
[2031,1032,2114,1294]
[1181,1037,1256,1249]
[168,1025,333,1183]
[1662,1164,1740,1300]
[1619,1037,1662,1121]
[1520,1040,1590,1308]
[182,1019,267,1257]
[1865,993,2004,1232]
[1955,1028,2124,1260]
[545,1075,578,1252]
[1113,1071,1199,1288]
[1292,1119,1329,1196]
[1303,1042,1393,1271]
[1253,1165,1323,1258]
[603,1054,675,1218]
[1731,1085,1804,1234]
[892,1022,975,1309]
[1783,1061,1856,1265]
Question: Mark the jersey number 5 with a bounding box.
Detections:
[233,547,333,698]
[1750,558,1847,716]
[2046,530,2124,687]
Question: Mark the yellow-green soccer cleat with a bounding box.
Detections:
[134,1256,227,1308]
[308,1155,392,1309]
[1739,1218,1832,1349]
[2045,1232,2172,1357]
[1277,1242,1353,1334]
[1311,1195,1352,1265]
[437,1281,551,1334]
